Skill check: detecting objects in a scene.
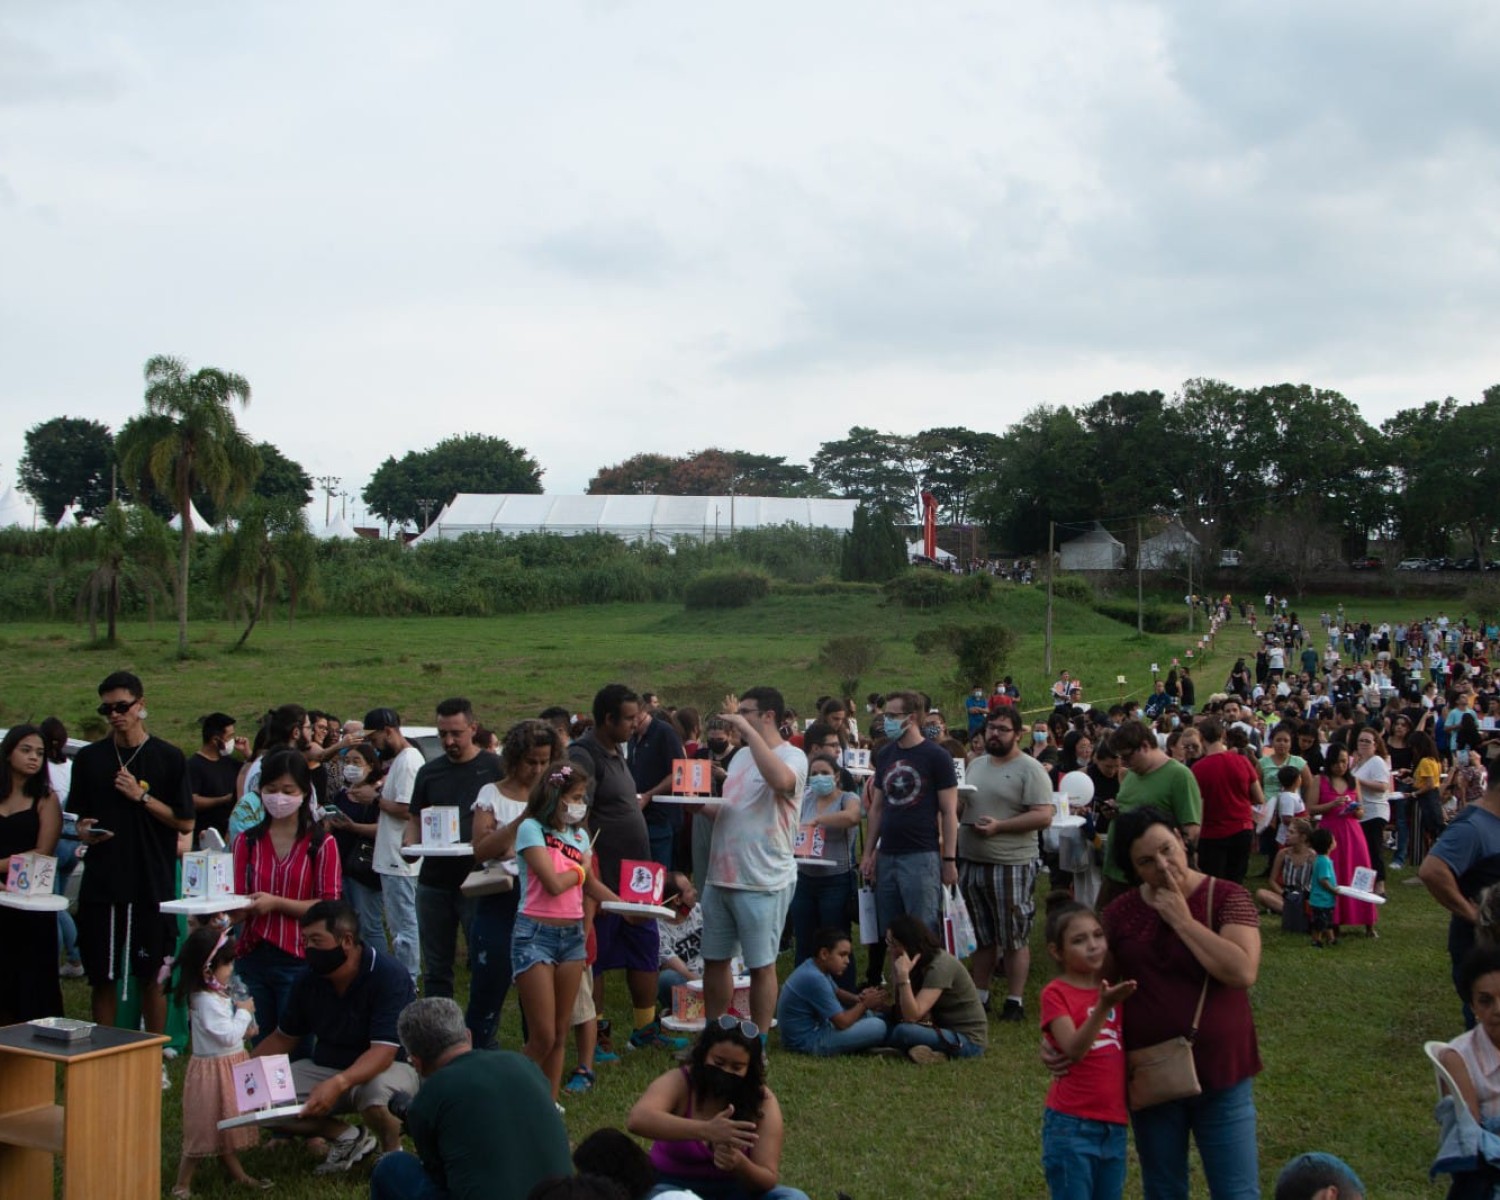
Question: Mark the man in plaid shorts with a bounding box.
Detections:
[956,706,1054,1022]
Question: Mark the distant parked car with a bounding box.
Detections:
[1455,558,1482,572]
[1349,556,1383,570]
[1396,558,1427,571]
[1219,549,1243,568]
[1424,557,1456,572]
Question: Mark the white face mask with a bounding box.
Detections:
[341,765,364,784]
[563,802,588,826]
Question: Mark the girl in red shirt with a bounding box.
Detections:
[1040,893,1137,1200]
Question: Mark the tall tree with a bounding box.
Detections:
[364,433,543,528]
[912,427,1003,525]
[811,427,921,518]
[973,406,1100,553]
[18,417,115,522]
[587,453,676,495]
[55,501,174,644]
[116,355,261,657]
[213,498,318,649]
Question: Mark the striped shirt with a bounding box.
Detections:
[233,830,342,958]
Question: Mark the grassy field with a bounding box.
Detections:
[11,589,1462,1197]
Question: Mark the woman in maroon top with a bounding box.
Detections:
[1190,717,1266,886]
[1102,806,1262,1200]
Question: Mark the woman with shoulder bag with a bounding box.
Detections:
[1100,806,1262,1200]
[325,743,384,953]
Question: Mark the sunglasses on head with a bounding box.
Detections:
[96,700,136,716]
[713,1014,760,1040]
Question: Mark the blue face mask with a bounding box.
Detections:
[882,716,906,739]
[808,774,836,796]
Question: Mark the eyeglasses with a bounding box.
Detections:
[96,700,136,716]
[713,1014,760,1040]
[736,708,760,718]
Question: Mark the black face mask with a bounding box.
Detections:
[701,1064,757,1114]
[305,942,349,977]
[706,739,729,754]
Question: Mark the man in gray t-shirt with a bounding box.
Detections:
[956,707,1053,1022]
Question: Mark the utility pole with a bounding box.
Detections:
[417,496,437,531]
[1188,549,1195,634]
[1136,521,1144,634]
[315,475,340,526]
[1045,519,1055,674]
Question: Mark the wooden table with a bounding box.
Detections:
[0,1023,169,1199]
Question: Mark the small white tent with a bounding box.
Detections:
[410,494,859,546]
[0,487,37,530]
[168,500,211,532]
[1059,525,1125,571]
[55,504,79,529]
[1137,520,1201,570]
[907,539,956,563]
[313,513,361,541]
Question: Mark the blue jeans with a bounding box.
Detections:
[343,877,386,954]
[1042,1108,1127,1200]
[1130,1077,1259,1200]
[1392,794,1411,863]
[650,1180,809,1200]
[236,942,308,1053]
[371,1150,447,1200]
[466,890,519,1049]
[790,868,857,990]
[378,872,421,983]
[416,884,475,999]
[658,966,689,1012]
[647,822,675,870]
[791,1014,889,1057]
[875,850,941,940]
[884,1021,984,1059]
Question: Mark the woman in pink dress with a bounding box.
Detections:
[1304,742,1378,936]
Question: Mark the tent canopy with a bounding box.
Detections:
[1059,525,1125,571]
[1137,519,1201,570]
[168,500,211,532]
[907,539,955,562]
[411,494,859,546]
[0,487,36,530]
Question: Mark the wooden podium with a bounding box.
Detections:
[0,1023,169,1199]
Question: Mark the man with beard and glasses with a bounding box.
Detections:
[362,707,424,983]
[404,698,503,1000]
[628,1017,810,1200]
[251,901,418,1175]
[957,707,1054,1022]
[71,670,194,1031]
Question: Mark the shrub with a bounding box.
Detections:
[884,569,957,609]
[1047,575,1096,606]
[683,568,771,610]
[1093,600,1187,634]
[913,622,1018,690]
[818,634,881,698]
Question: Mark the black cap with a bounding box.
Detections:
[363,707,401,731]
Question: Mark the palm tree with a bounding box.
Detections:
[55,501,174,644]
[214,498,319,649]
[116,355,261,656]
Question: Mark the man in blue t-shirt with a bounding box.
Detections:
[776,930,889,1056]
[860,689,958,939]
[1420,758,1500,1026]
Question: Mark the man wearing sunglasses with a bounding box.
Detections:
[70,671,194,1032]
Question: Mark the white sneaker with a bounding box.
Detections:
[59,962,84,979]
[314,1130,377,1175]
[161,1065,171,1091]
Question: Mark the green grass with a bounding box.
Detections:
[19,595,1464,1197]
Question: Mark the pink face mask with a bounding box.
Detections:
[261,791,304,819]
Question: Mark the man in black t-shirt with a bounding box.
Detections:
[630,706,686,869]
[404,698,503,999]
[187,712,242,843]
[72,671,194,1030]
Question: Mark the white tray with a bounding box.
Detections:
[649,796,724,806]
[401,843,474,857]
[793,856,846,870]
[217,1103,305,1131]
[1051,814,1087,829]
[161,896,252,916]
[844,766,874,778]
[0,893,69,912]
[661,1015,704,1033]
[956,784,977,796]
[601,900,676,919]
[1335,886,1386,906]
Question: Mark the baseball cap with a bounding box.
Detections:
[363,707,401,731]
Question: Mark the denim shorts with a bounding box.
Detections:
[510,914,586,978]
[701,881,796,968]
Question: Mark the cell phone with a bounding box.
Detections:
[84,827,113,839]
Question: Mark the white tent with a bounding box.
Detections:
[0,487,37,530]
[313,513,361,540]
[907,539,956,563]
[55,504,79,529]
[168,500,211,532]
[1059,525,1125,570]
[410,494,859,546]
[1137,519,1201,570]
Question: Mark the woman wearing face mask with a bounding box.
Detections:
[231,749,341,1045]
[789,754,861,990]
[1030,724,1059,768]
[628,1017,808,1200]
[324,743,384,960]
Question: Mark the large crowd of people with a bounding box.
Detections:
[10,605,1500,1196]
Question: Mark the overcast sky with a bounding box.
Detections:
[3,1,1498,518]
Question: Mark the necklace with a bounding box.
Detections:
[115,736,148,775]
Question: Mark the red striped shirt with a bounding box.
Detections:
[232,830,342,958]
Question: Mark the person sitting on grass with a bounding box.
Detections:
[249,900,418,1176]
[1307,828,1339,949]
[1254,818,1315,926]
[881,914,988,1063]
[775,928,889,1057]
[627,1016,809,1200]
[1273,1151,1366,1199]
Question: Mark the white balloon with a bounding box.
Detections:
[1059,771,1095,804]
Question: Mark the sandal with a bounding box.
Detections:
[563,1065,595,1094]
[237,1180,275,1191]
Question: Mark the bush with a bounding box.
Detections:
[683,568,772,610]
[1047,574,1096,606]
[883,569,957,609]
[1093,600,1187,634]
[912,622,1018,689]
[818,634,881,698]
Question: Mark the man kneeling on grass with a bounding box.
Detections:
[250,900,418,1175]
[775,928,890,1056]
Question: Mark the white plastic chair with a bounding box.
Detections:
[1427,1039,1466,1101]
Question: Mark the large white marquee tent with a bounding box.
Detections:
[411,494,859,546]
